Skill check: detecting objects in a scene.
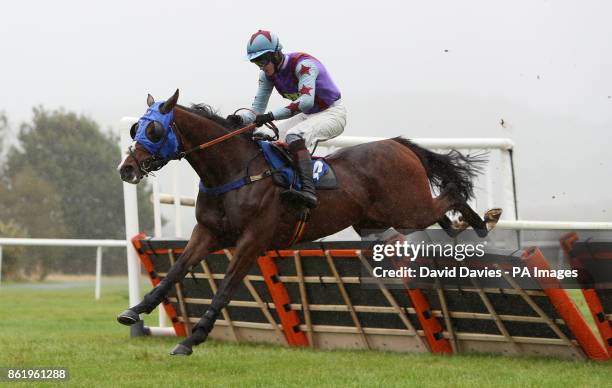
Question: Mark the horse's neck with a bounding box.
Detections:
[174,108,257,186]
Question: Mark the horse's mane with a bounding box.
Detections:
[178,103,244,131]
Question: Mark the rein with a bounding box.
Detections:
[178,123,257,158]
[175,108,279,160]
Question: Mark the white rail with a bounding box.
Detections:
[496,220,612,230]
[0,238,126,247]
[323,136,515,150]
[154,196,612,230]
[0,238,128,299]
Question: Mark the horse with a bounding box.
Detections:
[117,89,502,355]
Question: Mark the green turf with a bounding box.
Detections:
[0,280,610,388]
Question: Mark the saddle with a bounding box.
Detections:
[258,141,338,190]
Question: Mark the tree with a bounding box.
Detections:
[0,220,27,280]
[0,111,9,163]
[0,166,69,279]
[1,107,154,276]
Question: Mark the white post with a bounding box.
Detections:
[151,176,168,327]
[120,118,144,336]
[500,149,517,221]
[193,172,200,208]
[157,293,168,327]
[172,162,182,237]
[0,245,3,287]
[500,148,520,248]
[486,157,494,211]
[151,176,163,238]
[95,246,102,300]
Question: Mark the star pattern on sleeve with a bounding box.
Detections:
[298,64,311,76]
[286,102,301,114]
[299,85,312,96]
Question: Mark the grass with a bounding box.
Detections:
[0,280,610,387]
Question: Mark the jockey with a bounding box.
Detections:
[227,30,346,209]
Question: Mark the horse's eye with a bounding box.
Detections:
[146,121,166,143]
[129,123,138,139]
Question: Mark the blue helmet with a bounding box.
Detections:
[246,30,282,61]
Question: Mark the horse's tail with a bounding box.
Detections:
[391,137,487,202]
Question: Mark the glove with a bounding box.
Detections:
[225,114,243,127]
[254,112,274,127]
[252,127,275,141]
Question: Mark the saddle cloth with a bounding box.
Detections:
[258,141,337,190]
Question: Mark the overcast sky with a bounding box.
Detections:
[1,0,610,225]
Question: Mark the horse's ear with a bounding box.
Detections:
[160,89,179,114]
[147,94,155,107]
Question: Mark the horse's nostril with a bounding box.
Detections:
[120,165,135,181]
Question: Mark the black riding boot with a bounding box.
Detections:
[284,139,318,208]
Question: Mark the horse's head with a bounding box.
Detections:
[118,89,181,184]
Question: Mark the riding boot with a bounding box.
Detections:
[284,139,318,208]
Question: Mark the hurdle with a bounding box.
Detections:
[131,234,610,360]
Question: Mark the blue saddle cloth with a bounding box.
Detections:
[258,141,330,190]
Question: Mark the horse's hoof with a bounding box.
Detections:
[485,208,503,231]
[169,343,193,356]
[116,309,140,326]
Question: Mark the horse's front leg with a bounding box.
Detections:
[169,226,272,356]
[117,224,219,325]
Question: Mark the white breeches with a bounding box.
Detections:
[277,99,347,150]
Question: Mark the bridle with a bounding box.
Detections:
[128,105,308,245]
[129,108,279,178]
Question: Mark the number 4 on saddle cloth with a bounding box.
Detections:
[198,140,337,197]
[258,140,337,190]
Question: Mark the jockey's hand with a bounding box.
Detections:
[226,114,243,127]
[254,112,274,127]
[252,128,275,142]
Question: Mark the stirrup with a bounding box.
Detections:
[281,188,318,208]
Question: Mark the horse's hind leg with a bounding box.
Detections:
[359,185,464,238]
[437,215,464,238]
[431,185,469,238]
[453,203,502,237]
[429,183,502,238]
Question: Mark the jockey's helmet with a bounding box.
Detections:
[246,30,282,61]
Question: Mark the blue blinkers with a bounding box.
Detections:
[134,101,180,159]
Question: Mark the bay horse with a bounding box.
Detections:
[117,89,502,355]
